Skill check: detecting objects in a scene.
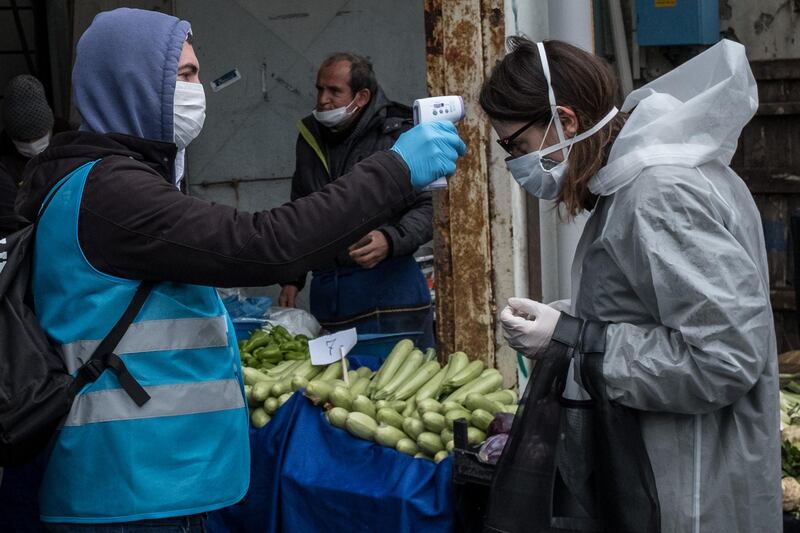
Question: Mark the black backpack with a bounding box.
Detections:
[0,181,153,466]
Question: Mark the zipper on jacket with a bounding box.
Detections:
[693,415,702,533]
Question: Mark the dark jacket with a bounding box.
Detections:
[289,87,432,289]
[0,162,16,237]
[15,130,417,288]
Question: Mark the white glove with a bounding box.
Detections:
[500,297,561,358]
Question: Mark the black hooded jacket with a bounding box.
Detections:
[288,87,432,289]
[15,130,417,288]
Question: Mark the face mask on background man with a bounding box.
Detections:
[312,98,359,129]
[13,131,51,158]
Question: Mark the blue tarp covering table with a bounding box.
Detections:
[207,392,454,533]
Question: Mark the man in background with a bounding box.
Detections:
[280,53,434,347]
[0,74,71,236]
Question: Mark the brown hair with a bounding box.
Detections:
[480,37,626,216]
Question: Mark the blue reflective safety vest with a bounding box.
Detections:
[32,160,250,523]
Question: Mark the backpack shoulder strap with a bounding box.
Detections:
[34,159,152,406]
[70,281,155,406]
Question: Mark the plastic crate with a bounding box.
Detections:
[786,513,800,533]
[452,419,495,486]
[233,319,268,342]
[352,331,422,358]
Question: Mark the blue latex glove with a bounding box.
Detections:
[390,121,467,189]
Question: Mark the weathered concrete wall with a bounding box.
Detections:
[720,0,799,61]
[174,0,428,308]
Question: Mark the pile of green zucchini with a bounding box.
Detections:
[241,337,518,462]
[243,359,344,428]
[308,339,518,463]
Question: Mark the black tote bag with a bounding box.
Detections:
[484,316,660,533]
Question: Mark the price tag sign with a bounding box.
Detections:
[309,328,357,366]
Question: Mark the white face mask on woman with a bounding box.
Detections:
[312,98,359,129]
[506,42,618,200]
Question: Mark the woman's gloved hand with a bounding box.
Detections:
[500,297,561,358]
[390,121,467,189]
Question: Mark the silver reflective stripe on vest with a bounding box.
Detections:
[64,378,244,426]
[61,316,229,373]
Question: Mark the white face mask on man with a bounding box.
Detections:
[174,80,206,149]
[312,98,359,129]
[506,42,618,200]
[173,80,206,186]
[13,131,51,158]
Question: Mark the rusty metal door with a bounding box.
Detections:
[424,0,505,367]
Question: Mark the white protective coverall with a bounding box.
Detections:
[570,39,781,532]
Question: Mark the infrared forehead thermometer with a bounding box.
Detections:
[413,95,465,125]
[413,96,465,190]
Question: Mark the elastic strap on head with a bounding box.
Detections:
[538,106,619,159]
[536,42,568,159]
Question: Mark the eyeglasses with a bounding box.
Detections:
[496,119,538,156]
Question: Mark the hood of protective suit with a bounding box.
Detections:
[72,7,191,143]
[589,39,758,196]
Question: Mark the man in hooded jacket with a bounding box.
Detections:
[15,7,464,530]
[280,53,434,345]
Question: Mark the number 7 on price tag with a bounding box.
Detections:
[309,328,357,383]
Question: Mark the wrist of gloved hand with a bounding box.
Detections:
[547,313,609,398]
[550,314,607,352]
[573,318,608,398]
[549,313,582,350]
[500,297,608,362]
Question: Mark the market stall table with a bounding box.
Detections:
[208,392,454,533]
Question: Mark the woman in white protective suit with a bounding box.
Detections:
[481,37,782,532]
